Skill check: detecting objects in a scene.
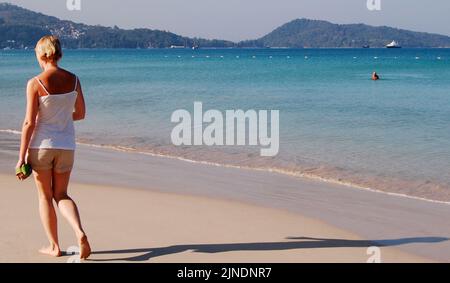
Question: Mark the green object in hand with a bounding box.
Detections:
[16,164,32,179]
[22,164,32,176]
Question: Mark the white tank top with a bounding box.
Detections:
[29,76,78,150]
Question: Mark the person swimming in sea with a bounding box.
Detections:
[372,72,380,81]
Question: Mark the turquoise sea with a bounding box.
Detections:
[1,48,449,201]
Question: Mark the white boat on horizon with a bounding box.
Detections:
[386,40,401,48]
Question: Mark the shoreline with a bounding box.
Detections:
[0,137,449,262]
[77,141,450,205]
[1,129,449,204]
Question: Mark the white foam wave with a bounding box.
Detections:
[0,129,21,135]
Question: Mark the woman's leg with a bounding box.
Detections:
[52,170,91,259]
[33,169,61,257]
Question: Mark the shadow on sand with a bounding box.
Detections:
[70,236,448,262]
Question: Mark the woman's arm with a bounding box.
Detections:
[73,77,86,121]
[16,79,39,179]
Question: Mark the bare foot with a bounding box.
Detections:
[39,245,62,257]
[79,235,91,260]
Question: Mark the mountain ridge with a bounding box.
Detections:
[0,3,234,49]
[244,18,450,48]
[1,3,450,49]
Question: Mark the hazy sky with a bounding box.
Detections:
[6,0,450,41]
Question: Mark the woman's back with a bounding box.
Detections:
[30,69,79,150]
[36,69,78,95]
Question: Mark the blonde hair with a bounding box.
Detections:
[35,35,62,62]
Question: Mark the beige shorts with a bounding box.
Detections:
[28,149,75,173]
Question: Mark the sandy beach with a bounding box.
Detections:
[0,174,430,263]
[1,136,449,263]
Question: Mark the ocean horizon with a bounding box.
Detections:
[1,48,449,202]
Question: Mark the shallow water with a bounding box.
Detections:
[1,48,449,201]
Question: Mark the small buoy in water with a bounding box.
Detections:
[372,71,380,81]
[374,56,378,59]
[287,56,291,59]
[236,56,240,59]
[220,55,224,58]
[252,56,256,59]
[437,57,442,60]
[206,55,210,58]
[353,56,357,59]
[415,57,420,60]
[269,56,273,59]
[304,56,308,59]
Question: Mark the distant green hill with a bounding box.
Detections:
[239,19,450,48]
[0,3,234,49]
[1,3,450,49]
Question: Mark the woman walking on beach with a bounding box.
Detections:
[15,35,91,259]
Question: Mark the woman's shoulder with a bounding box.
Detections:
[59,68,77,78]
[25,77,40,98]
[27,77,39,89]
[59,69,79,84]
